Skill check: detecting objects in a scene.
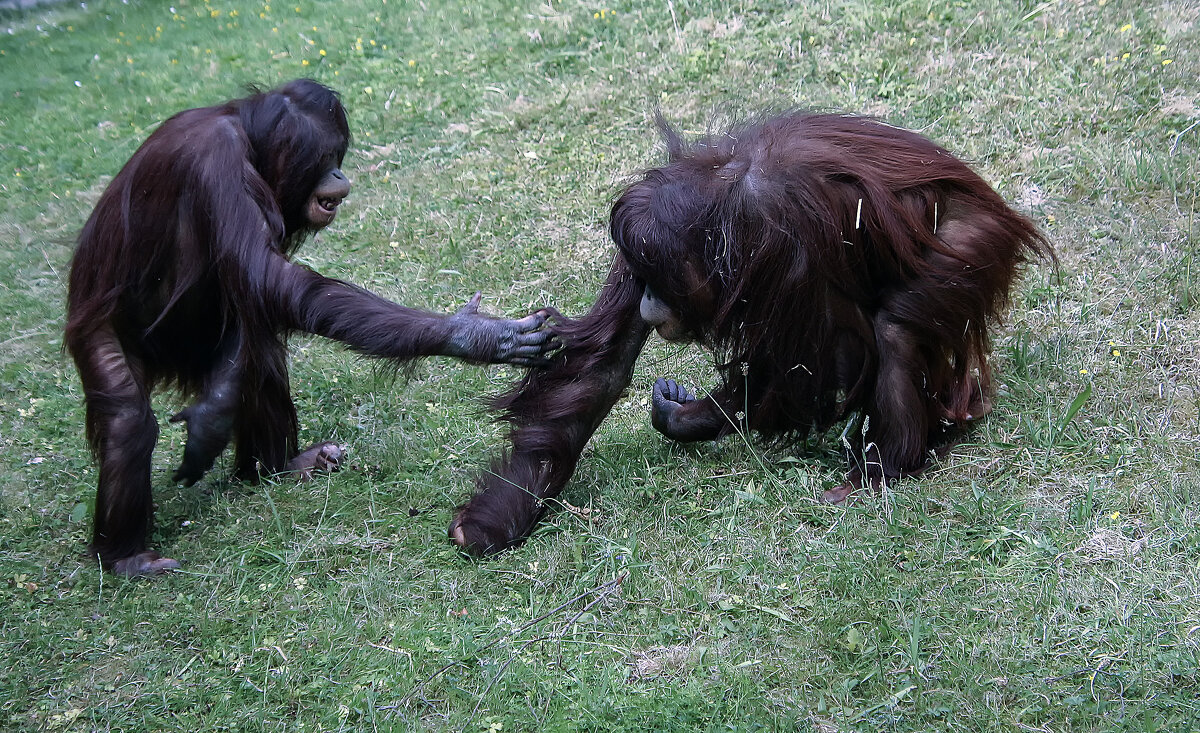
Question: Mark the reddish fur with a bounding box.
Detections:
[617,114,1051,452]
[452,111,1052,554]
[450,262,650,553]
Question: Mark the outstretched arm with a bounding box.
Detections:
[201,144,557,368]
[267,259,557,366]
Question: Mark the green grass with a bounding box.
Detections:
[1,0,1198,730]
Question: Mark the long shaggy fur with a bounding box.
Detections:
[450,263,650,553]
[66,80,351,568]
[452,111,1051,554]
[66,80,556,573]
[614,112,1051,441]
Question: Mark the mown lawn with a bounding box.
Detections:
[1,0,1197,730]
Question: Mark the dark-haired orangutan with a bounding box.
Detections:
[449,111,1052,554]
[65,80,557,575]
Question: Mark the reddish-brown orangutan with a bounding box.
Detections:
[450,111,1052,554]
[65,80,557,575]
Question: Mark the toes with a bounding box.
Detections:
[112,552,180,577]
[313,443,347,471]
[819,485,852,505]
[287,442,348,481]
[820,481,866,505]
[145,557,182,574]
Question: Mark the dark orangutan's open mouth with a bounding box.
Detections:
[309,196,344,225]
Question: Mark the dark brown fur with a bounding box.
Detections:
[451,112,1052,554]
[65,80,555,575]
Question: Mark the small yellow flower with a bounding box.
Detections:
[319,49,326,56]
[408,59,416,66]
[1079,368,1089,375]
[1119,23,1132,33]
[1112,349,1121,356]
[1109,511,1120,520]
[1162,59,1173,66]
[302,59,310,66]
